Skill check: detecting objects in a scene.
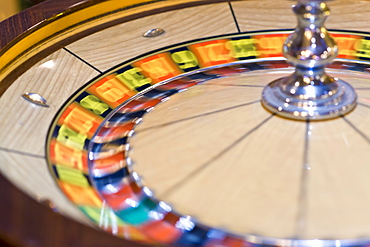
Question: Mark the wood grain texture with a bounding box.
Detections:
[306,112,370,239]
[0,161,146,247]
[302,71,370,239]
[0,0,85,49]
[2,0,370,245]
[0,49,99,155]
[131,71,304,238]
[232,0,370,33]
[0,0,238,246]
[0,151,89,224]
[0,0,237,49]
[66,3,238,72]
[130,69,370,239]
[0,0,239,98]
[0,3,239,228]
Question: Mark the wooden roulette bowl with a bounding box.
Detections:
[2,0,370,246]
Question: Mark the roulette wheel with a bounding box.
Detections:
[3,0,370,246]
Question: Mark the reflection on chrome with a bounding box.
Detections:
[176,216,195,231]
[21,92,49,107]
[261,0,357,120]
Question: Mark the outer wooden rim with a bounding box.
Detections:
[0,0,236,245]
[0,2,150,246]
[0,172,147,246]
[0,0,239,97]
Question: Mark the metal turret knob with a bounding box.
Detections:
[261,0,357,120]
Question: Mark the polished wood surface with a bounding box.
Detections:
[66,3,238,71]
[0,3,239,242]
[2,0,370,245]
[0,0,239,97]
[0,0,239,245]
[0,3,146,245]
[0,0,82,49]
[233,0,370,32]
[131,71,303,238]
[0,170,146,246]
[131,69,370,239]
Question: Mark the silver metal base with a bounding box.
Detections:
[261,76,357,120]
[261,0,358,121]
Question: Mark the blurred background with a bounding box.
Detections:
[0,0,46,21]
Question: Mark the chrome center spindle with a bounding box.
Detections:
[261,0,357,120]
